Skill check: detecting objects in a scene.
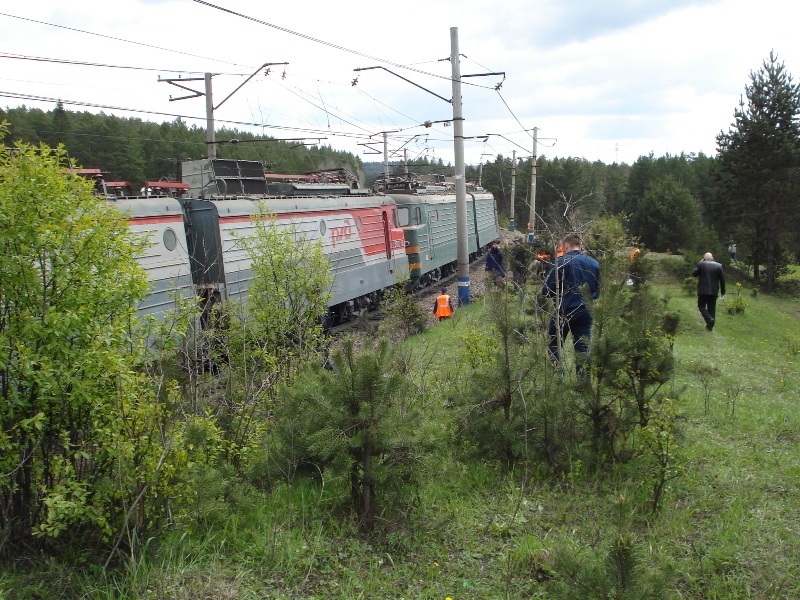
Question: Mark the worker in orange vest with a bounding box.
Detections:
[433,287,454,321]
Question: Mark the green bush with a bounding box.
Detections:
[0,136,180,555]
[775,278,800,297]
[271,337,422,528]
[682,277,696,296]
[382,282,427,336]
[725,283,748,315]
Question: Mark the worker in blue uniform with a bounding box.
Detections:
[485,239,505,286]
[542,233,600,379]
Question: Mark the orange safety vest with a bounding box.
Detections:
[435,294,453,318]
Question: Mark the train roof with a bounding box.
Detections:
[199,193,397,217]
[182,159,365,198]
[145,181,189,193]
[387,190,494,205]
[109,196,185,219]
[64,168,107,179]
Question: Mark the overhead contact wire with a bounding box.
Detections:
[0,11,249,68]
[0,91,368,140]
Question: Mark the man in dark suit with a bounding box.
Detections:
[693,252,726,331]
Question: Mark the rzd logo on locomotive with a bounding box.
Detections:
[330,219,353,248]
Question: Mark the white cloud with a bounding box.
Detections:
[1,0,799,168]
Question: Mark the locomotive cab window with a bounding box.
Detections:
[397,207,410,227]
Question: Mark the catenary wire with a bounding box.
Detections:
[191,0,496,90]
[2,15,524,163]
[1,50,456,158]
[0,11,250,68]
[0,51,246,76]
[4,10,518,160]
[0,91,370,140]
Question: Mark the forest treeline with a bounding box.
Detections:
[2,51,799,290]
[0,102,364,186]
[473,55,800,291]
[0,103,448,191]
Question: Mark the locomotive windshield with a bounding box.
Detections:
[396,206,422,227]
[397,207,410,226]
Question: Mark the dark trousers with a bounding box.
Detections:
[548,307,592,378]
[697,294,717,326]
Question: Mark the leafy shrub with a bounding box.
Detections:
[652,254,689,282]
[627,250,653,290]
[682,277,696,296]
[0,136,182,555]
[775,278,800,297]
[382,282,427,337]
[459,325,499,369]
[725,283,747,315]
[509,241,541,286]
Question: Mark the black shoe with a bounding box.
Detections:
[706,318,715,331]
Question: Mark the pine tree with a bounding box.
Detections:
[716,52,800,290]
[273,336,417,530]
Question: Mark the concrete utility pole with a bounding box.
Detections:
[159,62,287,160]
[383,132,389,182]
[509,149,516,232]
[205,73,215,159]
[451,27,470,306]
[528,127,539,243]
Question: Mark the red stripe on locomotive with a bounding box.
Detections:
[216,206,403,258]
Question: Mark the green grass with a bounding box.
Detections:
[2,260,800,599]
[650,282,800,598]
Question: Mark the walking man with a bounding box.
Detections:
[727,242,738,265]
[542,233,600,378]
[433,287,454,321]
[693,252,725,331]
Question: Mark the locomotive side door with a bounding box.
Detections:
[426,207,435,260]
[382,210,391,260]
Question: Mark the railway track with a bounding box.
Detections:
[328,252,495,337]
[328,230,523,337]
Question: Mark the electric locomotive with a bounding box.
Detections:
[100,161,499,325]
[179,159,407,325]
[70,169,196,320]
[381,174,499,289]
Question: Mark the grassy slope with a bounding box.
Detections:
[3,259,799,599]
[651,274,800,598]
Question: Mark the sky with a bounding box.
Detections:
[1,0,799,170]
